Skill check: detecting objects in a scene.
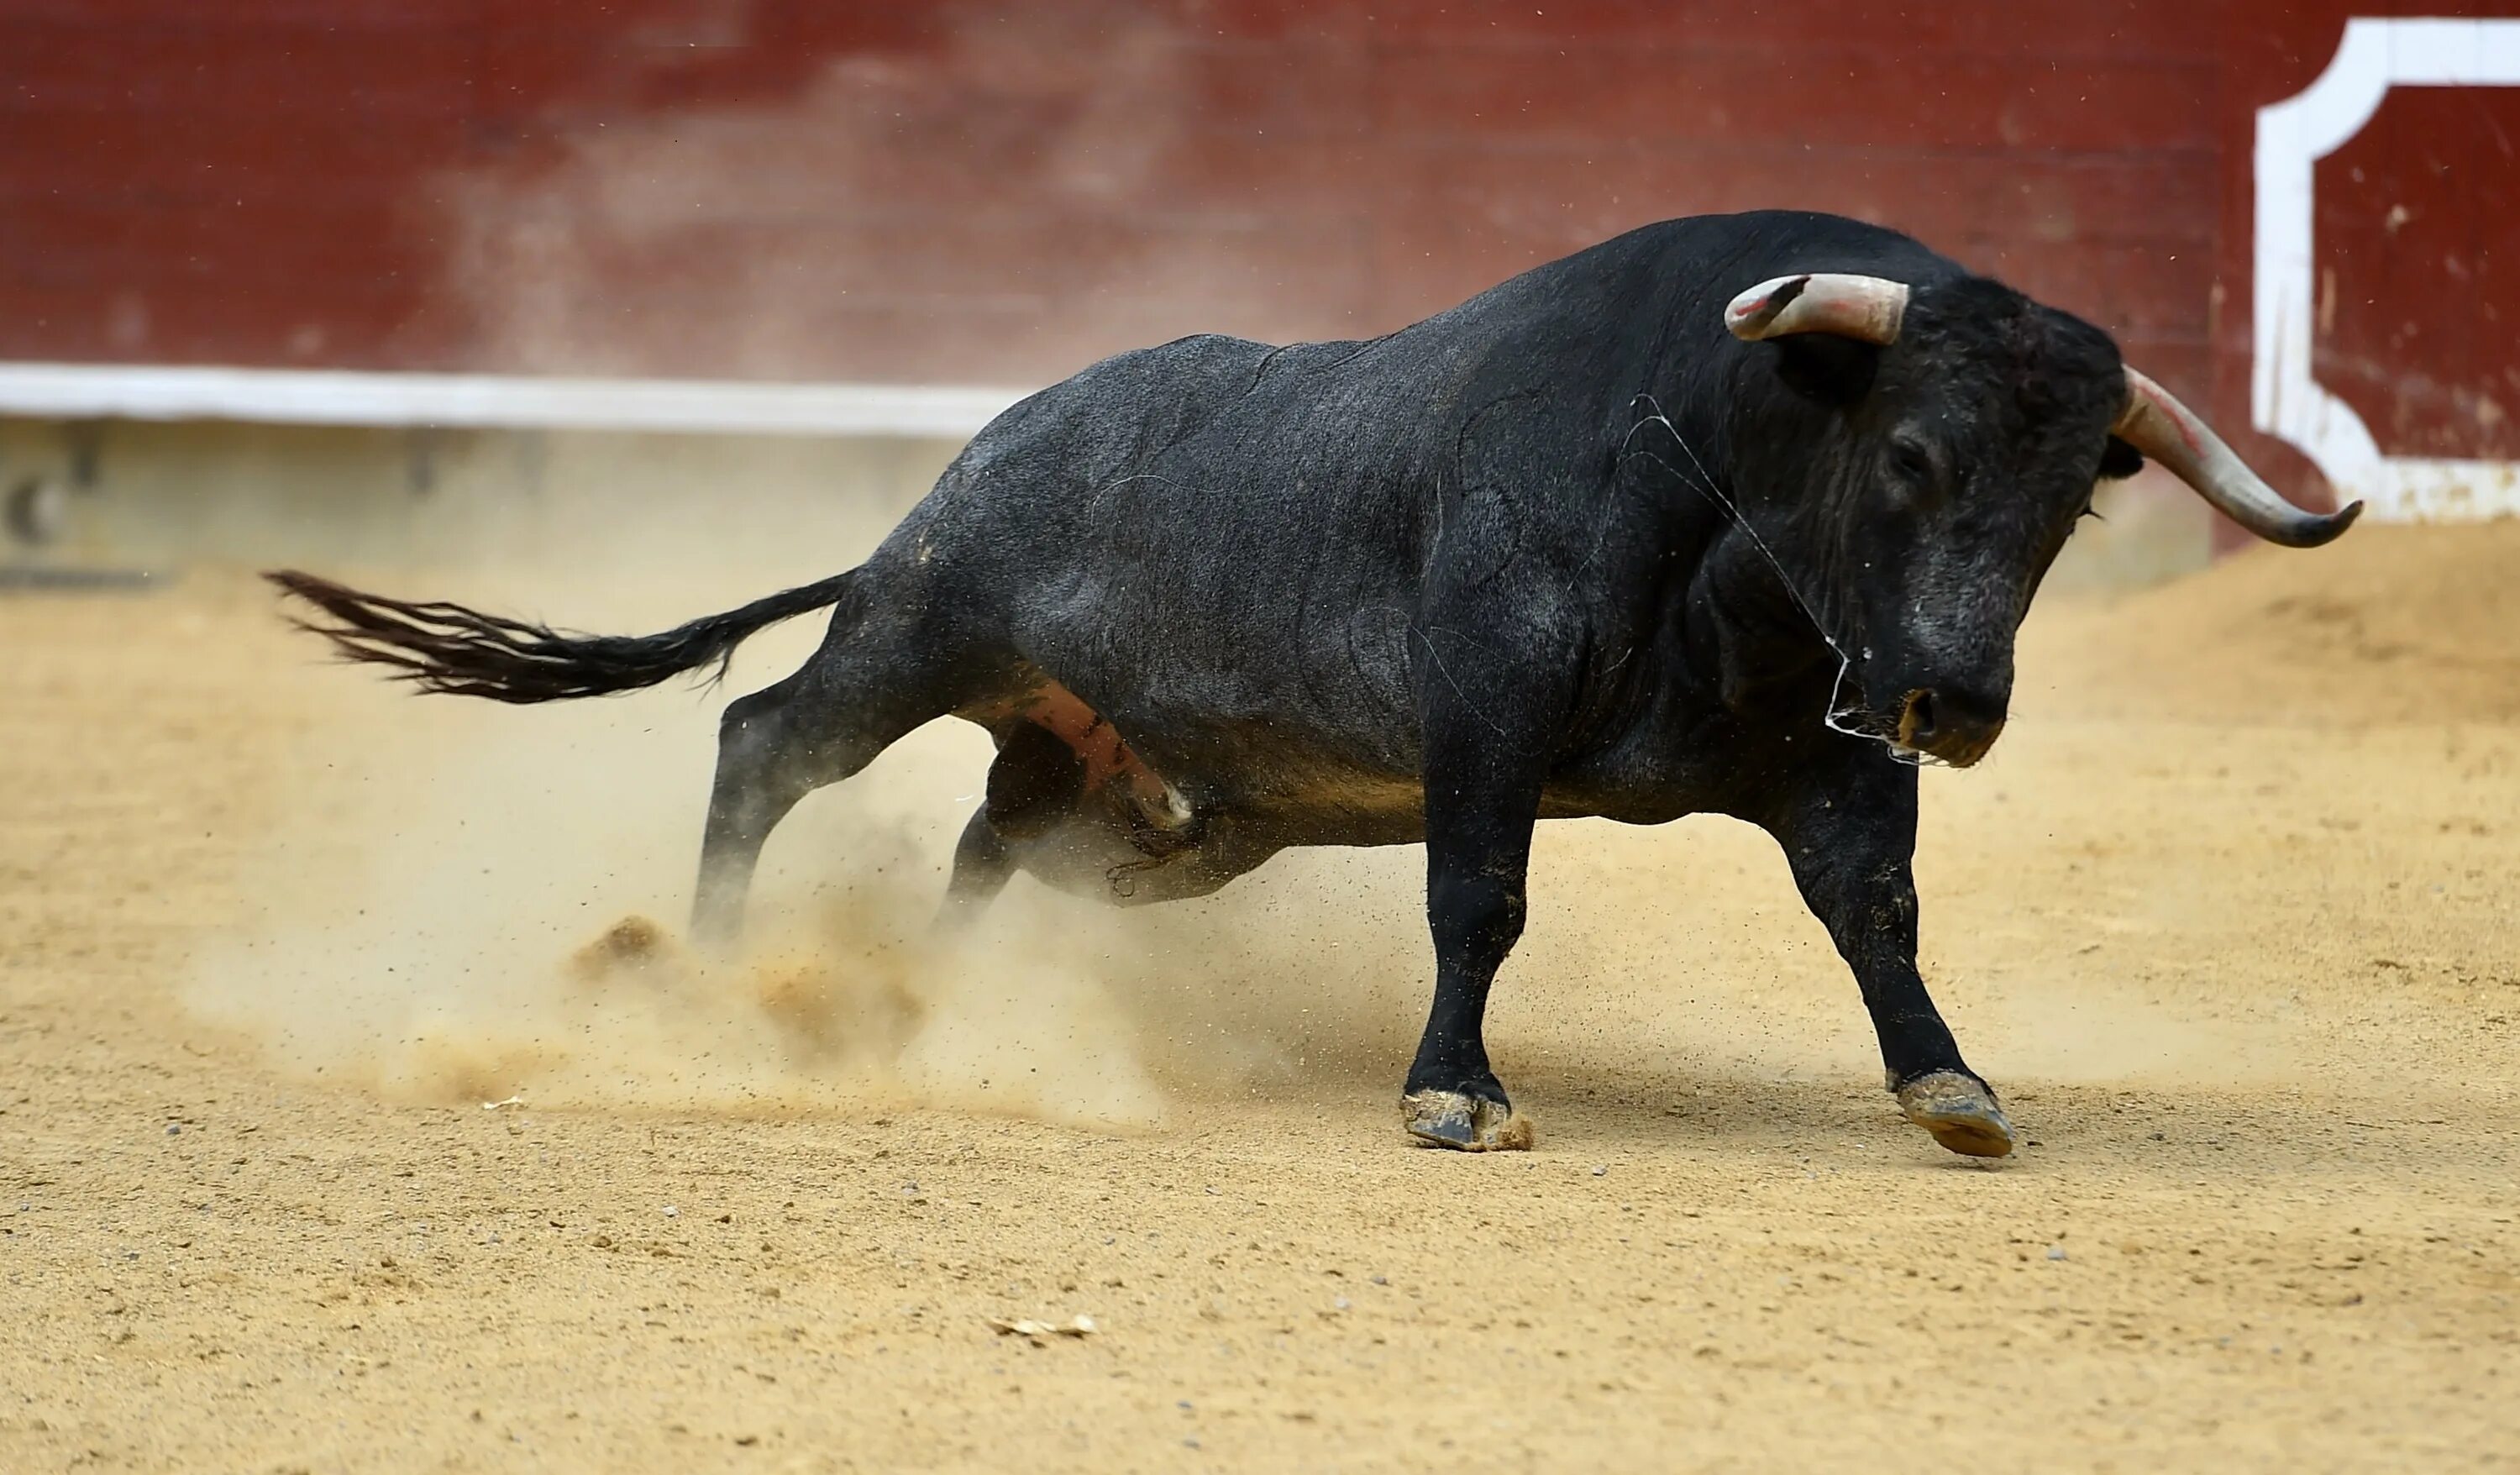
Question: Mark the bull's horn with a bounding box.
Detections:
[1725,274,1908,345]
[2115,367,2361,548]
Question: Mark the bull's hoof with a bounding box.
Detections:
[1400,1089,1535,1152]
[1894,1070,2016,1157]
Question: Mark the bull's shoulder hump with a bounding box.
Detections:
[968,334,1271,433]
[968,332,1399,456]
[1075,333,1280,391]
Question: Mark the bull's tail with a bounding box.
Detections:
[263,568,860,704]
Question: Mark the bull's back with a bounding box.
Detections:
[894,333,1452,809]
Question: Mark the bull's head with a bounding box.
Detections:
[1723,270,2357,767]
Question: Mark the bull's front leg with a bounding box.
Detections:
[1399,682,1557,1152]
[1763,749,2017,1157]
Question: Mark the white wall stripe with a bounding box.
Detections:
[0,362,1034,440]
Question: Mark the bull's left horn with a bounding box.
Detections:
[2114,367,2361,548]
[1725,274,1908,345]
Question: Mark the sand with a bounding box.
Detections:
[3,523,2516,1472]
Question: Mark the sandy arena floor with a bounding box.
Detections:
[3,524,2516,1472]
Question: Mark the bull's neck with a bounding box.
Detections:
[1683,522,1844,716]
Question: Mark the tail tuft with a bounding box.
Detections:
[265,568,858,704]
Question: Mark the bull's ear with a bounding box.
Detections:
[2098,433,2145,480]
[1768,334,1879,407]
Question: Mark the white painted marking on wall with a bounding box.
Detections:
[0,362,1034,439]
[2255,17,2520,520]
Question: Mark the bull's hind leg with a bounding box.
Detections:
[691,606,977,947]
[932,809,1016,932]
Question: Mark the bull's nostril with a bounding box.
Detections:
[1898,690,1938,746]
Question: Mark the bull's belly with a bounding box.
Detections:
[983,742,1428,906]
[970,670,1425,821]
[958,673,1438,905]
[995,767,1624,908]
[998,806,1256,905]
[958,669,1660,908]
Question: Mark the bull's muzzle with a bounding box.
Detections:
[1896,685,2008,768]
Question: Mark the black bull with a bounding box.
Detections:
[273,211,2356,1158]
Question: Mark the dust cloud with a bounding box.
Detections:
[180,586,1434,1129]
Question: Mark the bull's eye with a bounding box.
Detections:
[1886,439,1934,486]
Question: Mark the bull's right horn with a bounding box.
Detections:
[1725,274,1909,345]
[2114,368,2361,548]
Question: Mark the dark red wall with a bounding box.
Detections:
[5,0,2517,511]
[0,2,2220,383]
[2316,84,2520,461]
